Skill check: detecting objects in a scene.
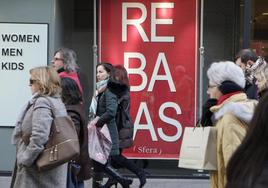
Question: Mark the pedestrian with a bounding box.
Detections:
[203,61,257,188]
[235,48,259,99]
[61,77,92,188]
[252,61,268,98]
[51,47,83,93]
[90,62,132,188]
[10,66,68,188]
[103,65,147,188]
[226,92,268,188]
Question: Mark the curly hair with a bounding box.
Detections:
[254,63,268,93]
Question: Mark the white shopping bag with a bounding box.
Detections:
[178,126,217,170]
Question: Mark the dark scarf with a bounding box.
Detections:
[218,80,244,95]
[217,80,244,105]
[57,67,65,74]
[107,78,129,98]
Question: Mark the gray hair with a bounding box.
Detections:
[54,47,78,72]
[207,61,245,88]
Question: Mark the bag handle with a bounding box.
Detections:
[190,119,203,132]
[42,96,57,119]
[21,96,57,145]
[42,96,62,133]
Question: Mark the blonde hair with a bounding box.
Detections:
[254,64,268,92]
[30,66,61,96]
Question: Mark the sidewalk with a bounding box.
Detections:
[1,176,209,188]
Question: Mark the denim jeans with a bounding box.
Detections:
[67,163,84,188]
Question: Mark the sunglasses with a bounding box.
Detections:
[207,84,217,89]
[29,79,37,86]
[52,57,64,62]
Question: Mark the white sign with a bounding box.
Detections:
[0,23,48,126]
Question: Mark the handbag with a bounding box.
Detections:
[35,97,80,171]
[87,117,112,164]
[178,126,217,170]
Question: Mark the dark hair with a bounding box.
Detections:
[235,48,258,64]
[226,93,268,188]
[61,77,82,105]
[114,65,129,88]
[96,62,114,74]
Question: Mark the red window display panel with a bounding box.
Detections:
[99,0,199,159]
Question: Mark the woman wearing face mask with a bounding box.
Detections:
[90,62,132,188]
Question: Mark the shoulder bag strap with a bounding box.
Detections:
[118,97,131,121]
[42,96,57,119]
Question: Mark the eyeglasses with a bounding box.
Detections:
[52,57,64,62]
[207,84,217,89]
[29,79,37,86]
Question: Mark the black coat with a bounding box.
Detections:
[66,103,92,181]
[108,80,134,149]
[254,162,268,188]
[245,80,258,100]
[96,87,119,156]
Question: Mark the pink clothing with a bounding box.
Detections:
[59,71,83,93]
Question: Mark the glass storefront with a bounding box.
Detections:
[1,0,268,178]
[251,0,268,58]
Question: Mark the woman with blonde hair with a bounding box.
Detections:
[11,66,68,188]
[252,59,268,98]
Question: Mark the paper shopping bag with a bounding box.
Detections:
[178,126,217,170]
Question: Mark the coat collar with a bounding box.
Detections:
[210,93,257,124]
[210,93,248,113]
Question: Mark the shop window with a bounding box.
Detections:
[74,0,93,30]
[251,0,268,58]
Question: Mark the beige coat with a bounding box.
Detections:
[209,93,257,188]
